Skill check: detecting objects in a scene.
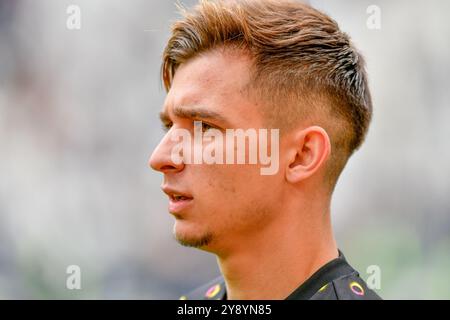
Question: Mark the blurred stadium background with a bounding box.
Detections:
[0,0,449,299]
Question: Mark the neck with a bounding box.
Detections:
[216,198,338,300]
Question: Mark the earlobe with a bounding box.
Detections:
[285,126,331,184]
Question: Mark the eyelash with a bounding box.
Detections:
[161,121,217,133]
[162,122,173,132]
[200,122,215,132]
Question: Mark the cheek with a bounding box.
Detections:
[196,164,276,210]
[201,165,241,202]
[188,164,283,236]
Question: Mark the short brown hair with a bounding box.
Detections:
[162,0,373,192]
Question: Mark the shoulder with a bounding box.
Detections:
[310,272,382,300]
[179,276,226,300]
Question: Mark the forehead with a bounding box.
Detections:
[163,49,259,124]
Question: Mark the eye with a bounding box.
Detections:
[162,121,173,132]
[200,122,215,132]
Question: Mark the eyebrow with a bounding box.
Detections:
[159,106,232,127]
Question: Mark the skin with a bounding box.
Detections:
[149,48,338,300]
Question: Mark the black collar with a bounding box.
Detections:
[285,250,356,300]
[219,250,356,300]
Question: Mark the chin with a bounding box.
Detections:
[173,221,214,249]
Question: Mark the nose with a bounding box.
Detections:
[149,131,185,174]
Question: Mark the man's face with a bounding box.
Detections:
[149,49,285,253]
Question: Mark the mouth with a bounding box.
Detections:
[161,186,194,214]
[170,194,192,201]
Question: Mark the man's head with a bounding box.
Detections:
[150,0,372,253]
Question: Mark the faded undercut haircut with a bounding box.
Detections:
[161,0,373,193]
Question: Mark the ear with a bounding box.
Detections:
[285,126,331,184]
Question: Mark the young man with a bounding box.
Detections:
[150,0,381,300]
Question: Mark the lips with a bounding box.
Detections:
[170,193,191,201]
[161,186,194,214]
[162,186,193,201]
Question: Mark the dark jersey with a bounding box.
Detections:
[179,250,382,300]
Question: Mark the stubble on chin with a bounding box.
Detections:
[173,225,214,248]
